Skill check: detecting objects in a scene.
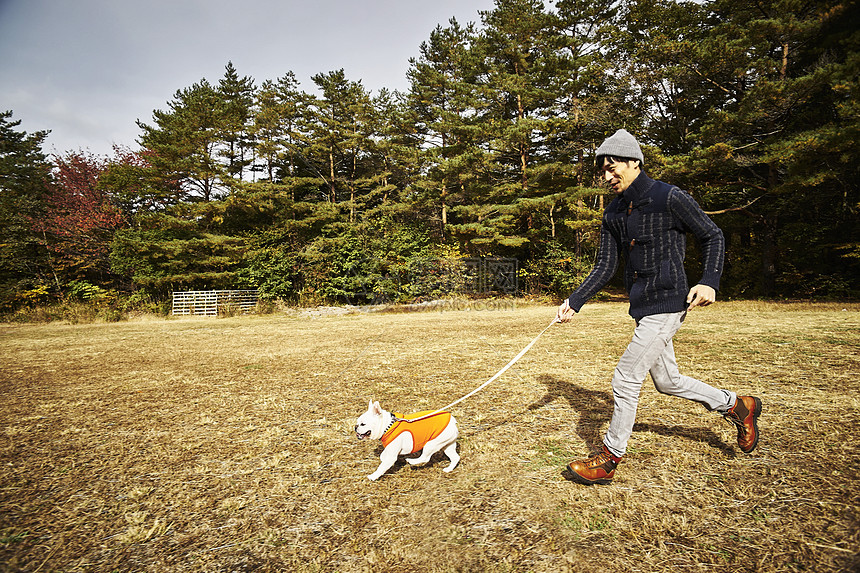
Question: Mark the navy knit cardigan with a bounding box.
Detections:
[567,171,725,320]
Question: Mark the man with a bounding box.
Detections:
[556,129,761,485]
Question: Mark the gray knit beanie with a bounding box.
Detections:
[595,129,644,164]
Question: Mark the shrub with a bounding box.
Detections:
[521,241,594,298]
[65,280,106,302]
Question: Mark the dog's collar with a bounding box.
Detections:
[383,413,397,433]
[381,412,401,437]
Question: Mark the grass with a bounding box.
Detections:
[1,301,858,572]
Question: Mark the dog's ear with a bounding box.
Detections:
[372,400,382,415]
[368,399,374,412]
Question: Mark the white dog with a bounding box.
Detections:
[354,400,460,481]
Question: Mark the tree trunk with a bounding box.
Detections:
[576,147,584,257]
[329,148,336,203]
[761,215,778,296]
[440,175,450,242]
[350,152,357,222]
[517,91,529,193]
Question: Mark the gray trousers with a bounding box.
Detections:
[604,311,736,457]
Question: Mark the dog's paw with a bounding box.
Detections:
[367,474,380,481]
[405,457,422,466]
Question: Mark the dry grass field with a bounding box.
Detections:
[1,301,858,572]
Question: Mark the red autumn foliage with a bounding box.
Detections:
[31,151,126,281]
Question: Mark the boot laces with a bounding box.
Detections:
[724,411,751,440]
[588,449,616,469]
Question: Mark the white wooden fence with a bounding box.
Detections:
[171,290,259,317]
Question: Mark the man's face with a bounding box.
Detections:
[602,158,640,194]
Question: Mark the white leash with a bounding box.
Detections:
[400,317,560,423]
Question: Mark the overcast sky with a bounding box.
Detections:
[0,0,496,157]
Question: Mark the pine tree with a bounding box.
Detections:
[0,111,53,306]
[306,69,376,218]
[406,18,484,241]
[366,88,418,209]
[218,62,257,182]
[453,0,605,255]
[137,79,226,202]
[110,219,247,297]
[553,0,630,259]
[254,72,308,184]
[621,0,860,297]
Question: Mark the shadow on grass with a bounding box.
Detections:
[528,374,736,457]
[528,374,614,452]
[370,445,451,477]
[632,421,736,457]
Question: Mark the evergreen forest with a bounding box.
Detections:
[1,0,858,317]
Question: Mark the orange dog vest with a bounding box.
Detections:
[380,411,452,454]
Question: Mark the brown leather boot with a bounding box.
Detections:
[723,395,762,453]
[565,445,620,485]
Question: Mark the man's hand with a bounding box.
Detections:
[556,299,576,323]
[687,284,716,310]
